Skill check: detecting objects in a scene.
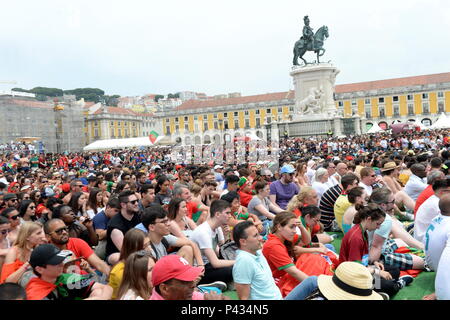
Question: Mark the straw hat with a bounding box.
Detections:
[317,262,383,300]
[380,161,400,172]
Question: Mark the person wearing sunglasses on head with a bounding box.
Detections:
[1,221,47,284]
[1,208,21,244]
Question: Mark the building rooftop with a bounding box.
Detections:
[335,72,450,94]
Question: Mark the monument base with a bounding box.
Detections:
[290,63,340,121]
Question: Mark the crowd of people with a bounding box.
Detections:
[0,128,449,300]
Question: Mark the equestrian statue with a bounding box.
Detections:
[293,16,329,66]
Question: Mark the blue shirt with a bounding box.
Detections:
[92,210,109,230]
[232,249,282,300]
[134,223,148,234]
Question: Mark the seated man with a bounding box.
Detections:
[135,205,203,265]
[190,200,235,285]
[92,197,121,260]
[44,219,110,278]
[150,255,228,300]
[26,244,112,300]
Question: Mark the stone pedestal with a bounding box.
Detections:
[290,63,340,120]
[353,115,362,135]
[287,63,343,137]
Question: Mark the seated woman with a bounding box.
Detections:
[108,228,149,300]
[199,181,219,207]
[86,188,106,220]
[167,198,197,239]
[220,191,263,235]
[262,211,335,297]
[0,222,47,284]
[339,203,411,297]
[247,181,284,235]
[286,187,333,244]
[116,250,155,300]
[295,162,309,187]
[342,187,367,234]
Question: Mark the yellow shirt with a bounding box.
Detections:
[108,261,125,300]
[333,194,351,232]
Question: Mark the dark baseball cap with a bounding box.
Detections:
[29,244,72,268]
[3,193,17,201]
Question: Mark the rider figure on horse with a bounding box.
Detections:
[301,16,314,50]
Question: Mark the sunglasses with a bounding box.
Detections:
[127,200,139,205]
[28,206,36,210]
[0,229,9,235]
[52,226,69,235]
[9,214,19,220]
[9,199,18,202]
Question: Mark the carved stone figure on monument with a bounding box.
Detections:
[298,87,323,115]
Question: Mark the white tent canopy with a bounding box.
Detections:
[83,135,167,151]
[431,113,450,129]
[367,122,383,133]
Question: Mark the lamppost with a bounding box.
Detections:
[53,98,64,154]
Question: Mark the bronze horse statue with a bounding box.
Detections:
[293,25,329,66]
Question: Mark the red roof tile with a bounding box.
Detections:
[176,91,295,111]
[335,72,450,94]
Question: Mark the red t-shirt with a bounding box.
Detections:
[414,185,434,217]
[66,237,94,259]
[338,224,368,266]
[262,234,298,282]
[238,191,253,208]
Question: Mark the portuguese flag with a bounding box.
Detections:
[149,130,159,144]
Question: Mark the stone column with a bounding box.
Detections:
[353,115,361,135]
[333,116,342,137]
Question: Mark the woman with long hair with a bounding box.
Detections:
[200,181,218,207]
[86,188,106,219]
[30,190,43,206]
[154,176,172,207]
[18,200,37,223]
[0,221,47,283]
[108,228,149,299]
[167,198,197,239]
[68,192,88,217]
[295,162,309,187]
[116,251,155,300]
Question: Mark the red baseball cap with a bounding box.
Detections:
[152,255,203,286]
[61,183,70,193]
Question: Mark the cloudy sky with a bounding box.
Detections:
[1,0,450,97]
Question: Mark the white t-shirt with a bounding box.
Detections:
[424,214,450,271]
[190,221,225,265]
[436,239,450,300]
[312,181,328,201]
[359,182,373,196]
[415,195,440,243]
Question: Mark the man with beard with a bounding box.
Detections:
[269,165,299,210]
[44,218,110,277]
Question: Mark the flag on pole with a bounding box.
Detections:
[149,130,159,144]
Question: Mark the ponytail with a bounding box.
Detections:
[353,203,385,225]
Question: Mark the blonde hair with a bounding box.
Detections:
[190,183,202,197]
[286,187,315,213]
[14,221,43,249]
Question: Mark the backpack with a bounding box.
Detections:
[219,240,238,260]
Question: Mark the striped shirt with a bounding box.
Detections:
[319,184,343,230]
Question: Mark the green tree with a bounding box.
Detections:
[30,87,64,97]
[154,95,164,102]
